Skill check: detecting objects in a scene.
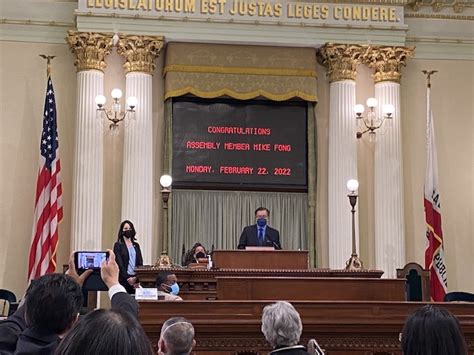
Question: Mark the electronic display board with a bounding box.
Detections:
[172,99,307,191]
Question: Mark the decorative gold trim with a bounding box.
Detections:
[66,31,113,72]
[164,64,316,78]
[406,36,474,44]
[164,87,318,102]
[362,45,414,83]
[407,0,473,13]
[0,19,74,27]
[317,43,366,83]
[117,35,165,74]
[405,12,474,20]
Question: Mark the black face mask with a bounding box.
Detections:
[122,229,136,239]
[195,251,206,259]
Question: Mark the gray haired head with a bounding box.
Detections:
[261,301,303,347]
[159,317,195,355]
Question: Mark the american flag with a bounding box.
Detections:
[28,75,63,282]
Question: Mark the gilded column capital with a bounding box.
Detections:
[363,46,415,83]
[317,43,366,83]
[117,35,165,74]
[66,31,113,72]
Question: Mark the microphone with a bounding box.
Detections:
[264,237,280,250]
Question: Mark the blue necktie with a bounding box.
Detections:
[258,228,264,246]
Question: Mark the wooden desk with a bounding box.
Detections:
[217,277,406,301]
[138,300,474,354]
[135,267,385,300]
[212,250,309,269]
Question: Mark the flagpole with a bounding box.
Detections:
[39,54,56,77]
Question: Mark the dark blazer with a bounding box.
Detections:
[113,240,144,293]
[238,224,281,249]
[0,292,138,355]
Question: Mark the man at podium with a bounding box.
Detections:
[238,207,282,250]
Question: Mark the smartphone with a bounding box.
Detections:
[74,251,109,271]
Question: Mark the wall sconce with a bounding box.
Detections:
[95,89,137,132]
[345,179,364,271]
[159,174,172,261]
[354,98,394,142]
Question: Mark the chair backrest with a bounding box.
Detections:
[0,289,17,317]
[396,262,430,301]
[444,291,474,302]
[0,289,16,303]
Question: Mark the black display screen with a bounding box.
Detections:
[172,98,307,191]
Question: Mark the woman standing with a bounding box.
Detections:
[113,220,143,294]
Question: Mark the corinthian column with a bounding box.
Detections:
[318,44,364,269]
[364,46,414,277]
[117,35,164,264]
[67,32,113,251]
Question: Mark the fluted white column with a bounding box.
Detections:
[67,32,113,251]
[121,72,154,263]
[328,80,359,269]
[70,71,104,250]
[118,35,164,265]
[318,44,364,269]
[374,82,405,278]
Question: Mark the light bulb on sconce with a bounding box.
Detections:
[95,88,137,132]
[347,179,359,194]
[354,97,394,141]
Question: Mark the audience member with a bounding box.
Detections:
[114,220,144,294]
[0,249,138,355]
[155,272,183,301]
[261,301,310,354]
[158,317,195,355]
[0,272,87,354]
[401,304,467,355]
[54,308,153,355]
[182,242,207,266]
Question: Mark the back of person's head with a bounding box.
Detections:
[401,304,467,355]
[159,317,195,355]
[55,308,153,355]
[261,301,302,348]
[26,273,82,334]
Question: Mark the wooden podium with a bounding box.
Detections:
[211,249,309,269]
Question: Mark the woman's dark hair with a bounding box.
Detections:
[117,219,137,242]
[55,308,153,355]
[401,305,467,355]
[182,242,206,266]
[26,273,83,334]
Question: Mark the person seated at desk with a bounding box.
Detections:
[238,207,282,249]
[182,243,208,267]
[155,272,183,301]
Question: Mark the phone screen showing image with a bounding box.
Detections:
[76,252,108,270]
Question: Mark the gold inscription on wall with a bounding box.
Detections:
[85,0,401,23]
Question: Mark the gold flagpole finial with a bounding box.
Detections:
[39,55,56,77]
[422,70,438,88]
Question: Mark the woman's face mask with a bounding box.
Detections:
[195,251,206,259]
[122,229,135,239]
[169,283,180,296]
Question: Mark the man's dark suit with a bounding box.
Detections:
[238,224,282,249]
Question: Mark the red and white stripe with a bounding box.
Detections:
[28,155,63,282]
